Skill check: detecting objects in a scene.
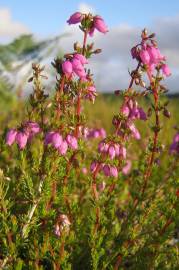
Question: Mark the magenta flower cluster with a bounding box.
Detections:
[132,41,171,77]
[90,161,118,178]
[6,122,41,150]
[98,141,127,159]
[121,99,147,121]
[119,98,147,140]
[45,132,78,155]
[62,53,88,80]
[67,12,108,35]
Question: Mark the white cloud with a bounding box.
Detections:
[62,13,179,92]
[0,7,30,41]
[78,2,95,14]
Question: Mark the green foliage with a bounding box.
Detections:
[0,16,179,270]
[0,35,39,69]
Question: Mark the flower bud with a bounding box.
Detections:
[163,108,171,118]
[74,42,81,51]
[93,49,102,54]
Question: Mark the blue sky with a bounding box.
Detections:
[1,0,179,36]
[0,1,179,92]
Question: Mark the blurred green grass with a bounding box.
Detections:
[0,83,178,148]
[85,93,179,141]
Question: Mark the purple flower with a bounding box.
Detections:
[93,130,100,138]
[58,140,68,155]
[74,54,88,65]
[122,160,131,175]
[161,64,171,77]
[128,122,141,140]
[114,144,120,156]
[93,16,108,34]
[103,164,110,177]
[6,129,17,146]
[90,161,98,173]
[67,12,83,25]
[170,133,179,154]
[131,46,140,60]
[16,132,28,150]
[147,46,160,64]
[155,48,165,61]
[25,122,41,134]
[121,104,130,117]
[120,146,127,159]
[85,86,97,103]
[138,108,147,120]
[71,59,86,79]
[51,132,63,149]
[99,128,106,138]
[44,131,55,145]
[89,27,95,37]
[140,49,150,65]
[98,141,109,153]
[66,134,78,150]
[24,122,41,140]
[62,60,73,77]
[110,166,118,177]
[108,145,116,159]
[174,133,179,143]
[98,141,105,152]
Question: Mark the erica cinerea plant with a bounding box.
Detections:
[1,11,108,268]
[0,11,178,270]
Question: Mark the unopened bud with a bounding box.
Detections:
[147,107,152,117]
[88,43,94,50]
[74,42,81,51]
[163,108,171,118]
[141,28,148,39]
[148,33,155,38]
[93,48,102,54]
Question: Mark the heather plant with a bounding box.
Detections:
[0,12,179,270]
